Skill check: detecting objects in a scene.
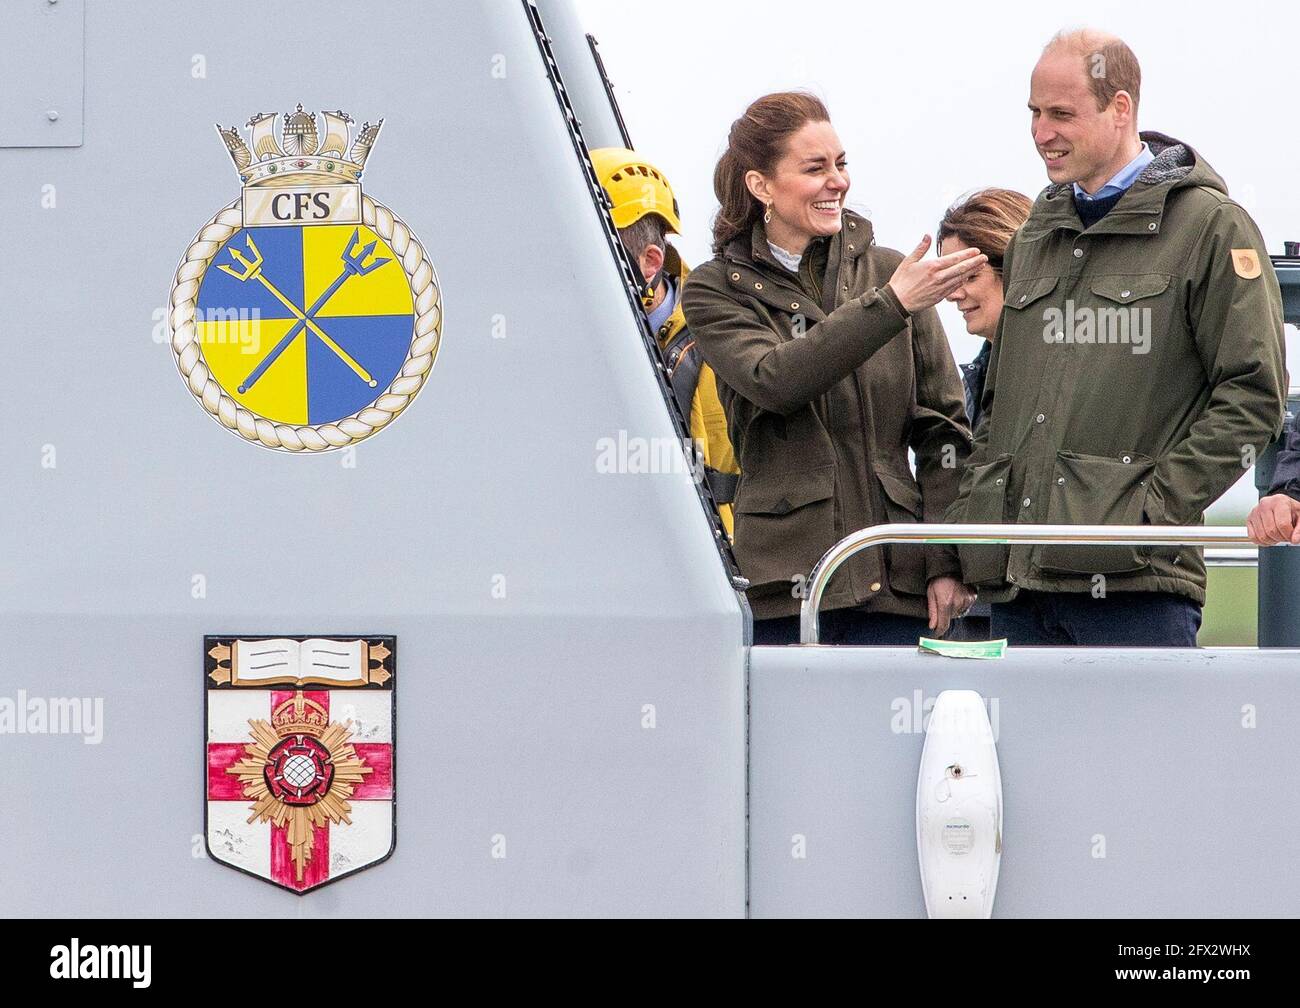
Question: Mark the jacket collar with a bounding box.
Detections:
[718,210,872,316]
[1021,131,1207,239]
[656,244,691,344]
[664,242,689,289]
[724,209,874,268]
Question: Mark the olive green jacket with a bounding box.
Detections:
[682,211,971,621]
[948,132,1287,604]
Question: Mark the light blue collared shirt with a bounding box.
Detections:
[1073,142,1154,201]
[646,275,678,334]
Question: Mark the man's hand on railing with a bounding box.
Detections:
[926,575,977,637]
[1246,494,1300,546]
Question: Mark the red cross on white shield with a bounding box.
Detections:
[206,687,394,893]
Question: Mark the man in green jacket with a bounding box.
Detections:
[948,28,1287,646]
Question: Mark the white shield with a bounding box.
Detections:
[205,635,395,893]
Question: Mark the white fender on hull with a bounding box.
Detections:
[916,689,1003,918]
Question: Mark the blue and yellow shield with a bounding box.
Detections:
[168,107,440,452]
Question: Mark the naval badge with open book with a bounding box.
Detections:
[205,635,395,893]
[168,105,441,451]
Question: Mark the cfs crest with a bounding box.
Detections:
[205,635,396,893]
[168,106,441,451]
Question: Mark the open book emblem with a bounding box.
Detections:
[205,635,395,894]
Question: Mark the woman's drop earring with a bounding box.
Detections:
[763,203,772,224]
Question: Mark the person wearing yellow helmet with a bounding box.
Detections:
[591,147,740,537]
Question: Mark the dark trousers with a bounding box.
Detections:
[754,608,931,646]
[945,615,992,641]
[990,590,1202,647]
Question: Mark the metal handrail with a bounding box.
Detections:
[798,523,1271,644]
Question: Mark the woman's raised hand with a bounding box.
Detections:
[887,235,987,315]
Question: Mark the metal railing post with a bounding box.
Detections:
[1255,394,1300,647]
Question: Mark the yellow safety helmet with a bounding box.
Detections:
[590,147,682,235]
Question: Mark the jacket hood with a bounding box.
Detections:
[1136,132,1222,192]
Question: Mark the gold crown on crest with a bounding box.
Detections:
[216,104,383,187]
[270,692,330,738]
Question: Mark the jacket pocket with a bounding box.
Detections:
[954,452,1013,586]
[1001,277,1060,347]
[1038,450,1155,575]
[733,464,837,589]
[1087,274,1170,355]
[1089,273,1171,304]
[874,467,928,596]
[1003,276,1060,313]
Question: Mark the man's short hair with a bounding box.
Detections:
[618,213,668,262]
[1046,28,1141,116]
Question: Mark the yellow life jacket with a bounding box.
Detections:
[656,247,739,539]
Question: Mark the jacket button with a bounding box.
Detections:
[1120,290,1132,298]
[848,221,856,229]
[1148,222,1158,231]
[848,244,855,251]
[1018,294,1027,303]
[870,581,881,592]
[1121,455,1132,463]
[1073,248,1084,258]
[842,284,849,291]
[1057,476,1065,485]
[995,477,1004,485]
[754,282,763,290]
[731,272,741,281]
[1035,413,1045,423]
[791,302,800,310]
[1022,497,1032,508]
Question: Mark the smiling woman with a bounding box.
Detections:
[936,188,1033,429]
[682,92,989,645]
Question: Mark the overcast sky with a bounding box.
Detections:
[573,0,1300,513]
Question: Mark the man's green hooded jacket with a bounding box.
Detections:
[949,132,1287,604]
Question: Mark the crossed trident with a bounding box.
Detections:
[216,229,392,394]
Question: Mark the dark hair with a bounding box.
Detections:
[937,188,1033,270]
[710,92,830,253]
[618,215,668,262]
